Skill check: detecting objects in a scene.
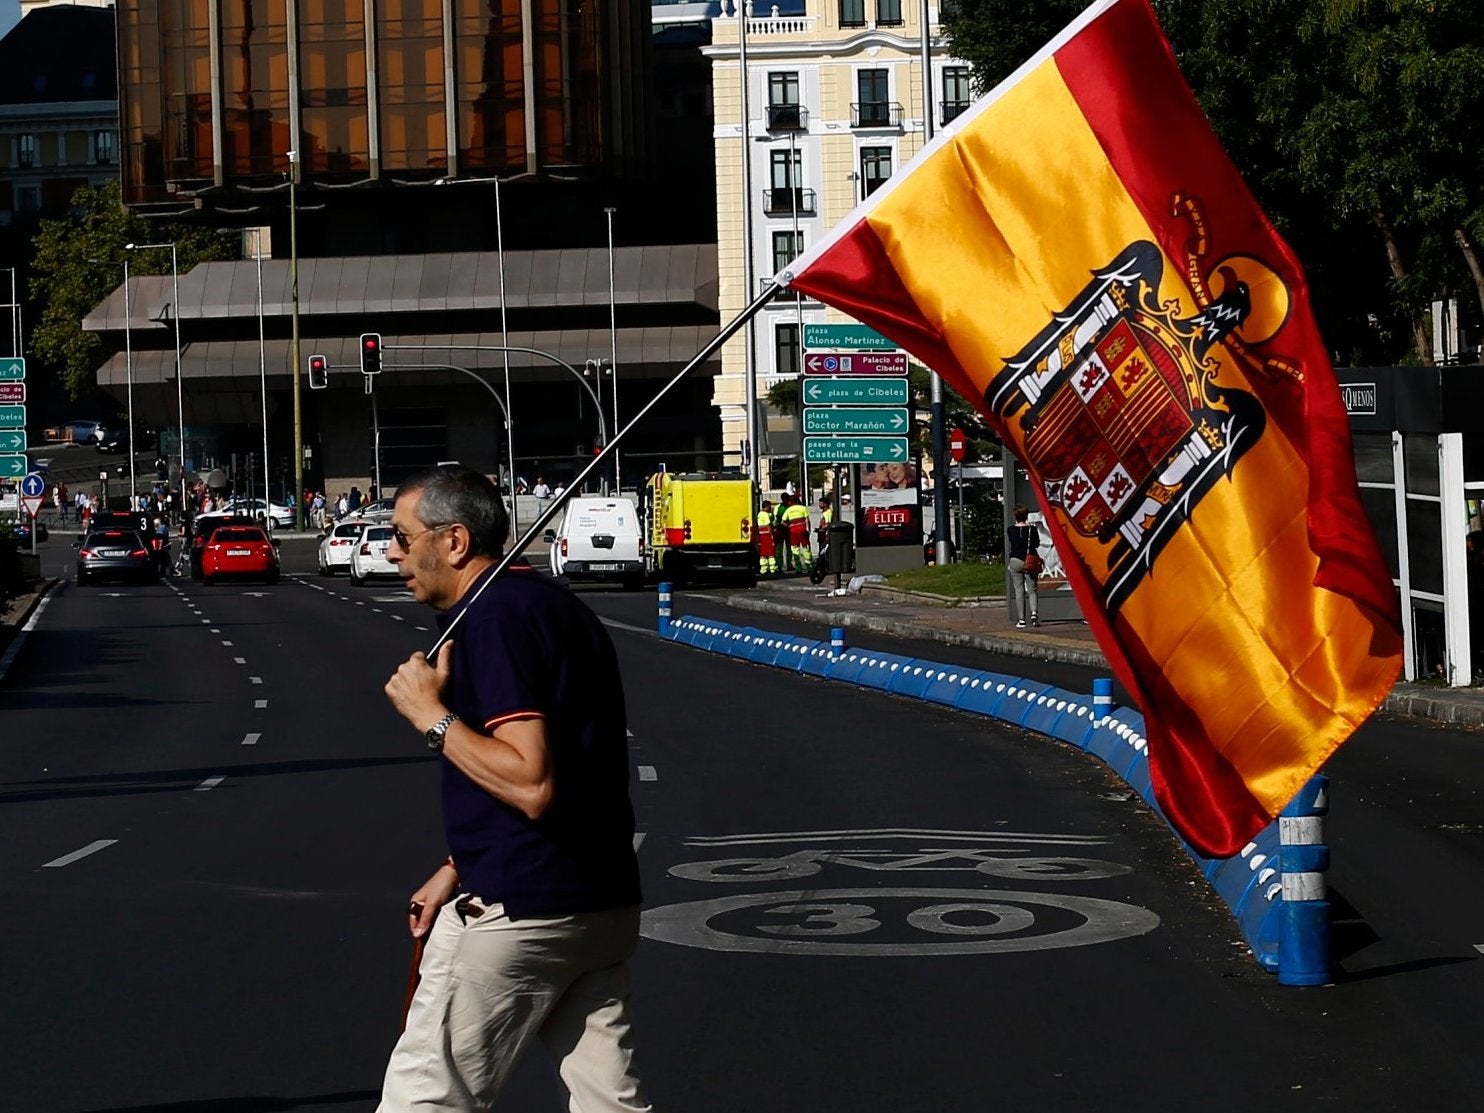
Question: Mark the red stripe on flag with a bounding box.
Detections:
[785,219,963,386]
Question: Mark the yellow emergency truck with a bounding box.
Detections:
[641,471,755,584]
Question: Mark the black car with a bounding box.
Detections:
[9,519,49,545]
[75,529,157,585]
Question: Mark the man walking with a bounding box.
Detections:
[378,464,651,1113]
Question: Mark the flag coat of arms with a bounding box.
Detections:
[778,0,1402,856]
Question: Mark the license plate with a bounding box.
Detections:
[590,563,622,571]
[228,549,251,556]
[101,549,126,557]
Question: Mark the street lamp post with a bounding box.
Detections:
[126,241,183,520]
[605,206,620,490]
[90,257,135,504]
[287,148,305,529]
[251,229,271,514]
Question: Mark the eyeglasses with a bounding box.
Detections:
[391,523,455,550]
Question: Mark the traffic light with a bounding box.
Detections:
[308,353,328,390]
[360,333,383,375]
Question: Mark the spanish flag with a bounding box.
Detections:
[779,0,1401,857]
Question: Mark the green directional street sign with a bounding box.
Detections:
[0,454,28,478]
[0,404,23,427]
[802,323,897,351]
[803,406,910,435]
[803,377,909,406]
[0,357,23,380]
[803,435,910,464]
[0,429,25,451]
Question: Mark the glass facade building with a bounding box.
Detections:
[117,0,650,205]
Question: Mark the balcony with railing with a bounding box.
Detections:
[940,100,971,127]
[763,187,817,216]
[766,103,809,132]
[851,101,903,129]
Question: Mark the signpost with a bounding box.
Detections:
[0,357,23,380]
[0,404,21,427]
[803,377,909,406]
[0,383,23,404]
[803,351,909,376]
[803,407,910,435]
[803,324,897,351]
[0,430,24,452]
[803,435,909,463]
[19,472,44,553]
[0,454,27,479]
[1,357,27,480]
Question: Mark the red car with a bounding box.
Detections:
[199,525,280,585]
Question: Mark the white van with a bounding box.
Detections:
[546,496,645,588]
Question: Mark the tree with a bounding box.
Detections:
[28,181,236,400]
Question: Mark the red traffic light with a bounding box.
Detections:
[307,353,329,390]
[360,332,383,375]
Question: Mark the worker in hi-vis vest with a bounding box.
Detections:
[779,495,813,573]
[755,500,778,576]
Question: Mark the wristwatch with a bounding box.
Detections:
[424,712,458,752]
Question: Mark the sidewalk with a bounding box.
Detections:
[713,579,1484,730]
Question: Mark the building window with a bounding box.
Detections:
[93,131,116,165]
[855,70,892,127]
[776,322,801,376]
[839,0,866,28]
[877,0,903,26]
[860,146,893,197]
[942,67,971,125]
[17,134,37,168]
[770,148,801,192]
[15,186,40,212]
[767,72,805,131]
[773,230,804,273]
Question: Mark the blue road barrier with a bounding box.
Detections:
[655,597,1312,981]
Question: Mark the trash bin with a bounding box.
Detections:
[827,520,856,577]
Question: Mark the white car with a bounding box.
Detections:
[547,496,645,588]
[222,497,296,528]
[349,523,399,586]
[317,519,368,576]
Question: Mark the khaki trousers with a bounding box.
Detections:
[378,901,651,1113]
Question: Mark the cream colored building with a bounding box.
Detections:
[704,0,970,470]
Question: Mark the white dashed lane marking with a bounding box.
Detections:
[196,777,225,791]
[249,676,263,685]
[633,833,647,851]
[254,699,268,709]
[638,766,657,782]
[233,657,246,665]
[242,733,261,746]
[42,840,117,868]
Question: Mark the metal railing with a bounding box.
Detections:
[851,101,903,129]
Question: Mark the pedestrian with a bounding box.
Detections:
[532,475,551,509]
[756,499,777,575]
[54,483,68,523]
[779,494,812,573]
[1006,503,1041,628]
[349,485,362,513]
[378,464,651,1113]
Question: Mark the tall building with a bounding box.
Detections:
[81,1,728,497]
[704,0,968,471]
[0,4,118,227]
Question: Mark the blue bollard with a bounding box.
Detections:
[1277,775,1331,986]
[657,582,673,636]
[830,626,846,659]
[1092,677,1114,724]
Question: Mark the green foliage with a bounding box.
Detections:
[941,0,1484,365]
[28,181,237,400]
[886,560,1005,598]
[766,377,800,416]
[960,486,1004,560]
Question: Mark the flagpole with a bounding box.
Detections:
[920,0,951,565]
[428,283,782,656]
[739,1,760,484]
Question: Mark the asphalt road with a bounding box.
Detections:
[1,536,1481,1112]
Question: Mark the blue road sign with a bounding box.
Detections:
[803,407,911,435]
[803,435,910,464]
[20,471,46,498]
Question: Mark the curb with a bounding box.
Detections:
[720,593,1110,669]
[0,578,59,674]
[718,593,1484,731]
[660,611,1289,975]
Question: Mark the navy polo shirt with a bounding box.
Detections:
[437,565,641,918]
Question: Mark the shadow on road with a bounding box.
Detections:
[74,1090,380,1112]
[0,754,435,804]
